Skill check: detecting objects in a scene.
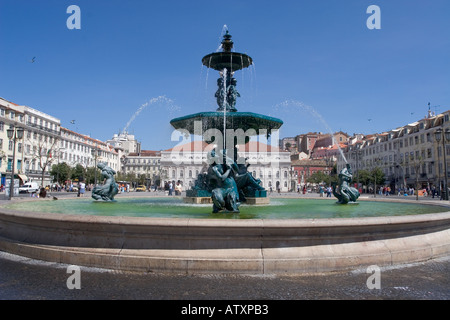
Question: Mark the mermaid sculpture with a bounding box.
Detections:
[91,162,119,201]
[208,150,240,213]
[333,163,360,204]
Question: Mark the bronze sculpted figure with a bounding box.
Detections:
[226,78,240,112]
[215,78,227,111]
[92,162,119,201]
[333,163,360,204]
[215,76,240,112]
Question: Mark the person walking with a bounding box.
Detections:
[326,186,332,197]
[79,181,85,197]
[168,181,173,196]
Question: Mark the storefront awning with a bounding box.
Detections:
[18,174,28,182]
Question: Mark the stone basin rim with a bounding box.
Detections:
[1,197,449,274]
[1,197,450,228]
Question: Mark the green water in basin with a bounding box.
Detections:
[3,197,448,220]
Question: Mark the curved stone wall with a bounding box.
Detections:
[0,202,449,274]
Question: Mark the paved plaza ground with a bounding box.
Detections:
[0,251,449,301]
[0,190,449,302]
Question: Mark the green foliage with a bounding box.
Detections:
[71,164,85,181]
[357,168,385,186]
[307,170,338,186]
[50,162,72,184]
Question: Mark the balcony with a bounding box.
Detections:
[26,121,60,136]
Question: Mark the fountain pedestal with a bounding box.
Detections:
[183,196,269,205]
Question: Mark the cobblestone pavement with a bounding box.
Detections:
[0,251,448,301]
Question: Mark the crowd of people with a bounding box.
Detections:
[165,180,183,196]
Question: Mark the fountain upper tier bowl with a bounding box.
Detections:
[201,30,252,72]
[202,51,253,72]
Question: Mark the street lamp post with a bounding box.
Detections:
[56,147,65,189]
[352,148,362,191]
[373,157,381,198]
[434,128,450,200]
[91,145,99,187]
[7,126,24,200]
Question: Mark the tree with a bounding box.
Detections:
[307,171,330,185]
[410,156,425,201]
[50,162,72,185]
[355,168,384,195]
[357,169,373,187]
[86,167,101,185]
[28,135,61,186]
[371,167,385,197]
[71,164,85,182]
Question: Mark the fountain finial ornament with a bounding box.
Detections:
[221,30,233,52]
[333,163,360,204]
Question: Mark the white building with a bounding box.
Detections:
[122,150,161,186]
[106,132,141,155]
[59,127,120,173]
[0,97,62,186]
[160,140,291,192]
[0,96,120,187]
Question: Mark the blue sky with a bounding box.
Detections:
[1,0,449,150]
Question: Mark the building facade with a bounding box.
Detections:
[0,97,120,187]
[339,109,450,192]
[59,127,120,174]
[160,141,292,192]
[0,98,62,186]
[122,150,161,186]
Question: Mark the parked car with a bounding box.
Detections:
[19,182,40,193]
[136,185,147,192]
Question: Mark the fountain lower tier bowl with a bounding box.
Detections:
[1,197,449,274]
[170,111,283,137]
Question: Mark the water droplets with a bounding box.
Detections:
[274,99,348,163]
[122,96,180,134]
